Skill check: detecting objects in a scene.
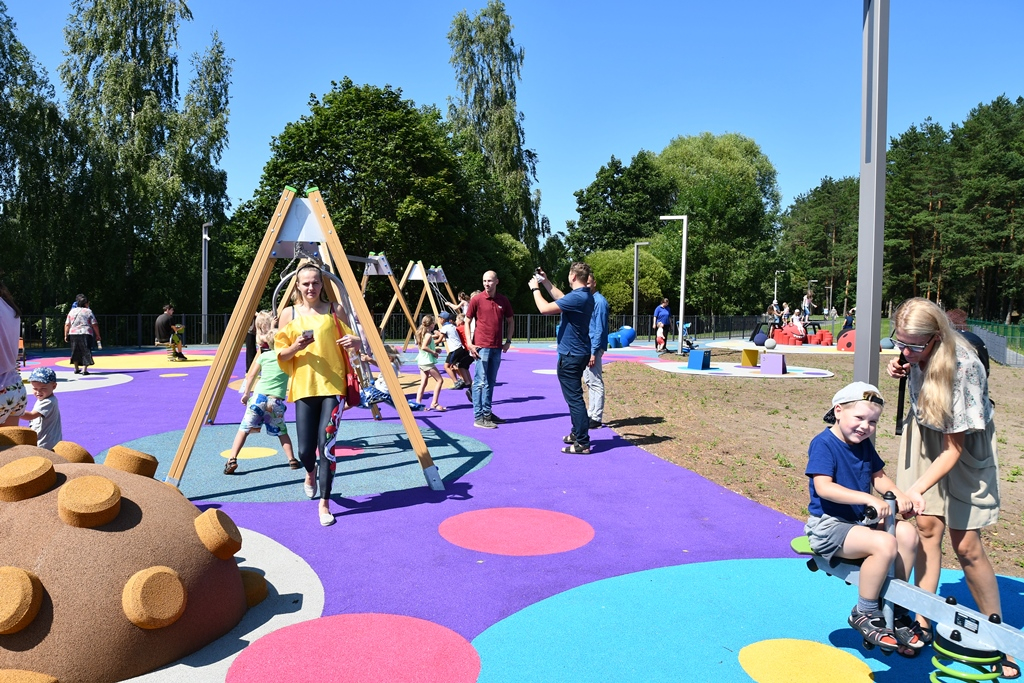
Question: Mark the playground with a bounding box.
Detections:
[6,336,1024,682]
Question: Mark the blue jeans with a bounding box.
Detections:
[558,353,589,447]
[472,347,502,420]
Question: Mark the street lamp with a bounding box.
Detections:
[774,270,785,302]
[659,215,688,354]
[202,221,213,345]
[632,241,650,331]
[807,279,818,319]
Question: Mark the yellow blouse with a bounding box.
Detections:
[274,308,353,402]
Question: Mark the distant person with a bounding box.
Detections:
[653,298,670,338]
[64,294,101,375]
[767,300,782,330]
[530,262,594,454]
[781,302,791,325]
[0,280,26,427]
[465,271,514,429]
[655,321,667,352]
[439,311,472,391]
[802,292,817,320]
[414,313,445,411]
[224,311,298,475]
[842,308,856,331]
[155,304,187,361]
[20,367,62,450]
[805,382,922,655]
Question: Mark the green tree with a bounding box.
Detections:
[656,132,781,316]
[565,150,676,258]
[587,248,670,316]
[780,176,860,314]
[448,0,545,253]
[59,0,231,312]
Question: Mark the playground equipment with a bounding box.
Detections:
[793,493,1024,681]
[164,187,444,492]
[359,252,418,346]
[378,261,459,351]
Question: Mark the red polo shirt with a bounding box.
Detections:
[466,292,513,349]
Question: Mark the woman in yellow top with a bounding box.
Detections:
[276,264,361,527]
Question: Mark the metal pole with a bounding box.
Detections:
[855,0,889,386]
[774,270,785,302]
[659,216,688,354]
[201,221,212,345]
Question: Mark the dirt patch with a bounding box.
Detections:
[603,350,1024,577]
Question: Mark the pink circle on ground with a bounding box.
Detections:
[329,445,364,458]
[439,507,595,556]
[226,613,479,683]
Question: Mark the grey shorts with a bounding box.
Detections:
[805,514,856,562]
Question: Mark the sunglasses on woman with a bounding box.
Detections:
[890,333,936,353]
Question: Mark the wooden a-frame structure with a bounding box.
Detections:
[357,252,418,341]
[164,187,444,491]
[378,261,458,351]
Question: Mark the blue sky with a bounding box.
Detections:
[5,1,1023,235]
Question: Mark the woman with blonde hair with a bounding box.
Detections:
[276,264,361,527]
[887,297,1015,678]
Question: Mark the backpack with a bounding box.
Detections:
[959,330,990,377]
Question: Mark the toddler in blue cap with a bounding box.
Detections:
[21,366,62,449]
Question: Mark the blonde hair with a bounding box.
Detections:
[254,311,276,347]
[290,263,328,305]
[893,297,975,428]
[415,314,435,346]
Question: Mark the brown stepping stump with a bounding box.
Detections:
[0,671,59,683]
[57,476,121,528]
[0,457,55,502]
[0,428,37,450]
[103,446,158,478]
[193,508,242,560]
[51,441,93,464]
[239,569,268,608]
[0,567,43,635]
[122,566,186,630]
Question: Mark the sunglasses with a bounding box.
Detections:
[890,333,935,353]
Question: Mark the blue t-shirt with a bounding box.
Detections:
[556,287,594,356]
[590,291,609,354]
[805,428,885,521]
[653,304,670,328]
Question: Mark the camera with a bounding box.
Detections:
[535,267,543,274]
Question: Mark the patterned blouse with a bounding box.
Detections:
[909,340,992,433]
[65,307,97,336]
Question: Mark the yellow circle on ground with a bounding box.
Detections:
[220,447,278,461]
[54,353,214,370]
[739,639,873,683]
[159,373,188,377]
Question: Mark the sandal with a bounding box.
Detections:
[429,404,447,412]
[561,442,591,455]
[288,459,302,469]
[893,612,924,651]
[993,656,1021,680]
[223,458,238,475]
[848,608,897,650]
[562,434,576,445]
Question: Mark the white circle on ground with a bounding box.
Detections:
[21,369,133,392]
[125,527,324,682]
[533,369,558,375]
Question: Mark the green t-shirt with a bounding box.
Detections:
[253,349,289,399]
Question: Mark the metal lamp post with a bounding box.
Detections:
[202,221,213,345]
[632,241,650,331]
[659,215,688,354]
[807,279,818,319]
[774,270,785,302]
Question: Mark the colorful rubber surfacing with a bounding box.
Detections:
[20,345,1023,682]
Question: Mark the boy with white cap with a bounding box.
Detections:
[804,381,924,654]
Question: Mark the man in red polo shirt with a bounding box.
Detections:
[465,270,514,429]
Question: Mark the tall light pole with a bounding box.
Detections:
[202,221,213,345]
[774,270,785,302]
[807,279,818,319]
[660,215,688,354]
[632,241,650,330]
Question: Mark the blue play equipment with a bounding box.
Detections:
[618,326,637,346]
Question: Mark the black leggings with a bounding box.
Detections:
[295,395,339,501]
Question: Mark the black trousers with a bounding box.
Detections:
[294,395,339,500]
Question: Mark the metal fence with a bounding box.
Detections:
[19,311,774,350]
[967,319,1024,367]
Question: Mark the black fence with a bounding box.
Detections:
[19,311,770,350]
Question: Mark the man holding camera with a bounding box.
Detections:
[530,262,595,454]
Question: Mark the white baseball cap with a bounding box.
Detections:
[823,381,884,424]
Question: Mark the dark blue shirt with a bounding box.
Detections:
[805,428,884,521]
[556,287,594,356]
[590,291,609,354]
[653,304,670,328]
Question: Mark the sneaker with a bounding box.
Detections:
[452,379,465,390]
[848,608,897,650]
[176,352,188,360]
[589,419,603,429]
[465,389,472,401]
[474,418,497,429]
[487,413,506,424]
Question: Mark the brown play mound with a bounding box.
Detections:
[0,445,249,682]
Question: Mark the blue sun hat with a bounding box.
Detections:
[29,367,57,384]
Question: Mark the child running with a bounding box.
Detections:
[415,314,445,411]
[224,311,298,474]
[804,381,924,654]
[20,367,61,450]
